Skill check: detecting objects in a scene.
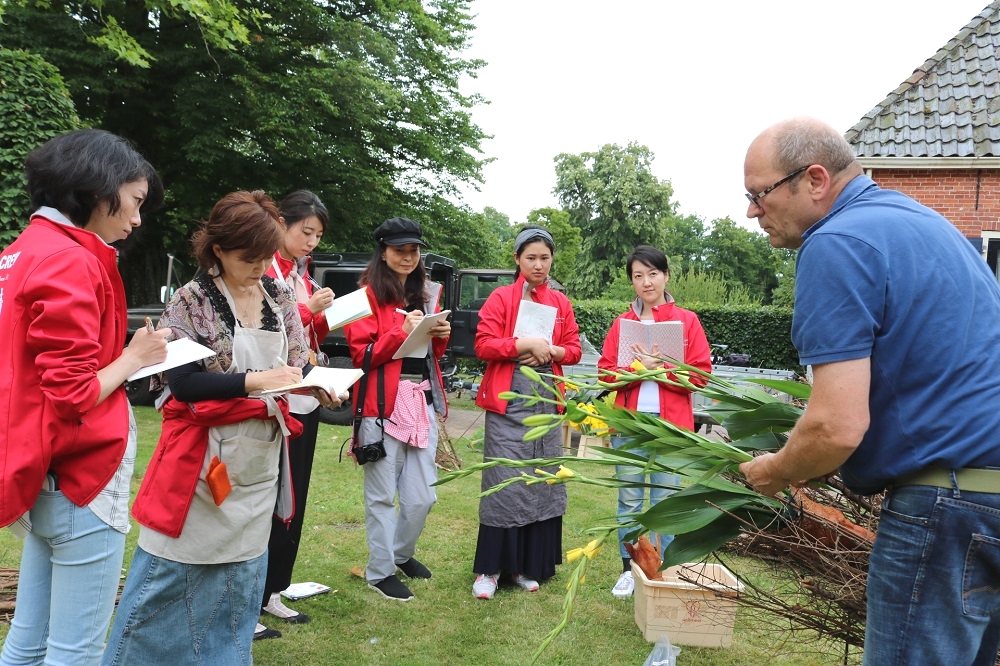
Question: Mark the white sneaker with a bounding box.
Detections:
[473,573,499,599]
[513,574,539,592]
[612,571,634,599]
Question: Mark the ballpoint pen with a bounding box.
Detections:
[307,276,323,291]
[145,317,155,334]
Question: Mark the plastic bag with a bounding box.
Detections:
[642,634,681,666]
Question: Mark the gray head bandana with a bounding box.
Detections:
[514,228,554,254]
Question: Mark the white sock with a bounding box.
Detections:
[263,592,300,619]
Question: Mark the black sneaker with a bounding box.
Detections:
[369,574,414,601]
[397,558,432,579]
[253,625,282,641]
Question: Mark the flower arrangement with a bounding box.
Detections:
[436,360,877,662]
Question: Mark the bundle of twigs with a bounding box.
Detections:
[0,567,17,620]
[434,414,463,472]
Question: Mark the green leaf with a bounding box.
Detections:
[749,377,811,399]
[661,515,743,567]
[723,402,802,439]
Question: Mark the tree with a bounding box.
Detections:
[461,206,514,268]
[524,207,581,284]
[553,143,677,298]
[770,251,797,309]
[1,0,488,303]
[1,0,263,68]
[660,213,707,273]
[0,48,81,245]
[702,217,782,304]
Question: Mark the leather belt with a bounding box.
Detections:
[897,467,1000,494]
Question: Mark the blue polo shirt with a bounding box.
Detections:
[794,175,1000,494]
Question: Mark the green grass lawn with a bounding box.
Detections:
[0,406,856,665]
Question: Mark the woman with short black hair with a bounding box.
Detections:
[0,129,169,666]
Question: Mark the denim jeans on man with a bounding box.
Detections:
[612,434,680,557]
[863,482,1000,665]
[0,491,126,666]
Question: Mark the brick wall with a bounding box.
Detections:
[870,168,1000,237]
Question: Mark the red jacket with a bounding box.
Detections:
[131,396,303,537]
[344,285,448,419]
[474,274,582,414]
[266,253,330,350]
[597,298,712,430]
[0,214,130,527]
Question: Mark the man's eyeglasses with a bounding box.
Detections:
[745,165,810,209]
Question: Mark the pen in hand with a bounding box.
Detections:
[145,317,155,334]
[307,276,323,291]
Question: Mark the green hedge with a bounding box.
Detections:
[573,299,801,373]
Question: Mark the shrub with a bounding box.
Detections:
[0,49,81,245]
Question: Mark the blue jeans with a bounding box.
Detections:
[864,483,1000,665]
[612,435,679,558]
[0,491,126,666]
[101,547,265,666]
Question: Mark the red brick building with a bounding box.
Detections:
[845,1,1000,275]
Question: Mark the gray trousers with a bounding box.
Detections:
[361,404,438,582]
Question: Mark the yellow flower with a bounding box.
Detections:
[571,402,608,434]
[582,539,603,559]
[566,548,584,563]
[629,359,646,372]
[555,465,575,479]
[546,465,576,484]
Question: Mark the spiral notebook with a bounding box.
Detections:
[616,319,684,366]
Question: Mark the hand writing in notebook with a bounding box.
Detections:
[398,308,424,334]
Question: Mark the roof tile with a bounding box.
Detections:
[845,2,1000,157]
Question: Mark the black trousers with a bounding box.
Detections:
[262,407,321,605]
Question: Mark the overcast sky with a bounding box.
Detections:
[457,0,993,229]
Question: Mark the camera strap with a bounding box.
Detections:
[348,343,385,456]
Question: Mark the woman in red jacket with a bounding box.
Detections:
[0,129,169,666]
[259,190,334,630]
[472,225,581,600]
[344,217,450,602]
[597,245,711,600]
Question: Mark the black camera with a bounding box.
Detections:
[353,439,387,465]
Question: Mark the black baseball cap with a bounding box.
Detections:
[374,217,426,247]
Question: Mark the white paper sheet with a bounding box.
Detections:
[513,300,557,343]
[392,310,452,359]
[126,337,216,382]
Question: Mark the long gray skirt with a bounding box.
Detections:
[479,367,567,528]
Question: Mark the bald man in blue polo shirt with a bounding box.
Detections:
[740,117,1000,666]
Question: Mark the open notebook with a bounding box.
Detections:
[616,319,684,366]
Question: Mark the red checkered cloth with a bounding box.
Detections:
[383,379,431,448]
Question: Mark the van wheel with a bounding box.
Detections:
[125,376,157,407]
[319,399,354,426]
